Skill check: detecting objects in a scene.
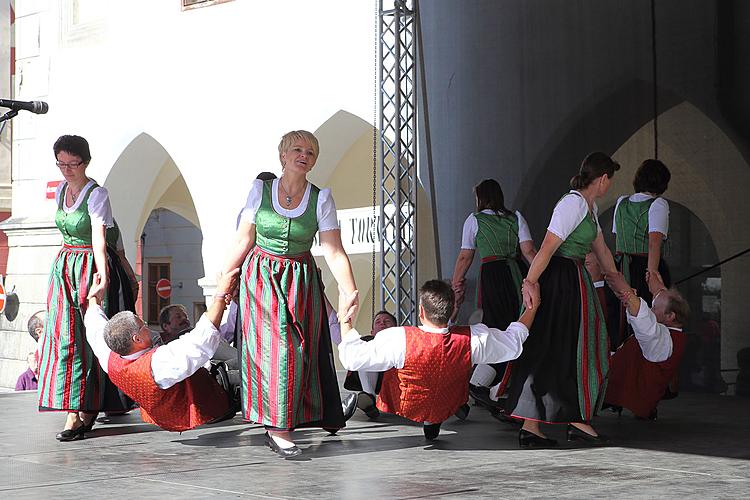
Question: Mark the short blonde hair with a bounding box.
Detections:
[278,130,319,166]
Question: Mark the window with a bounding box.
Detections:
[147,262,171,325]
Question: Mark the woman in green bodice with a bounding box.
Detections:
[451,179,537,396]
[223,130,358,458]
[38,135,138,441]
[504,152,629,448]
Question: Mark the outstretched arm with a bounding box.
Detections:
[84,273,113,373]
[320,229,358,322]
[451,249,475,307]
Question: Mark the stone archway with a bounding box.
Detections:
[604,102,750,375]
[104,133,204,323]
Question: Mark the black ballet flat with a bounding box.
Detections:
[423,422,442,441]
[566,424,610,444]
[518,429,558,449]
[265,432,302,458]
[56,425,85,442]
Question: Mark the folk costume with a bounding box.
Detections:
[605,298,685,418]
[238,178,344,430]
[504,191,609,424]
[338,322,529,425]
[38,180,119,412]
[608,193,671,348]
[83,305,231,431]
[461,209,532,388]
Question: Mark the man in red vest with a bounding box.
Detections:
[604,271,689,419]
[82,269,240,433]
[337,279,539,440]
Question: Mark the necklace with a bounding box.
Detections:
[279,178,303,208]
[69,186,83,203]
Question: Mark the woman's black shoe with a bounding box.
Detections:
[341,393,358,421]
[566,424,610,444]
[56,425,85,442]
[423,423,442,441]
[265,432,302,458]
[518,429,557,449]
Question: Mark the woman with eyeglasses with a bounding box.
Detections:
[38,135,138,441]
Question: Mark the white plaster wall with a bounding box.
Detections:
[13,0,376,271]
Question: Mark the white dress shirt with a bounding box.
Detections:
[84,304,222,389]
[338,322,529,372]
[625,298,677,362]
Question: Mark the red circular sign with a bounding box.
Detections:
[0,281,5,313]
[155,278,172,299]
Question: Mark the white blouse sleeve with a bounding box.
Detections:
[611,196,627,234]
[88,187,114,228]
[547,193,588,241]
[239,179,264,225]
[317,188,340,232]
[648,197,670,237]
[516,211,532,243]
[55,182,65,206]
[460,214,478,250]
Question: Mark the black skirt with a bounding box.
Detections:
[101,247,137,413]
[478,258,527,387]
[504,256,609,423]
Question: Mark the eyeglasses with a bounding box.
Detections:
[56,160,85,169]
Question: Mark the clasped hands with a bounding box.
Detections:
[337,288,360,325]
[521,279,541,310]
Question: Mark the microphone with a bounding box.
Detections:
[0,99,49,114]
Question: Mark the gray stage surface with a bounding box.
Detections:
[1,388,748,499]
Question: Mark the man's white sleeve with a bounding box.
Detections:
[626,298,673,362]
[83,304,113,373]
[470,322,528,364]
[150,314,222,389]
[338,327,405,371]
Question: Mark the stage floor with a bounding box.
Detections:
[1,384,748,499]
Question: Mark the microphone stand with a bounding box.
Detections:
[0,108,19,124]
[0,109,19,140]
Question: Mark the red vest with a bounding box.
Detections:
[605,328,686,418]
[377,326,472,423]
[108,349,230,432]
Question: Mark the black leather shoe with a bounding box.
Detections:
[357,392,380,419]
[423,422,441,441]
[454,403,470,421]
[265,432,302,458]
[56,425,85,442]
[518,429,557,449]
[566,424,610,444]
[469,384,502,409]
[342,393,358,421]
[488,407,520,426]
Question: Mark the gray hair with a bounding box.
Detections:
[104,311,140,356]
[27,311,45,341]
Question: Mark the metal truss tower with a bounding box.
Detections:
[379,0,418,325]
